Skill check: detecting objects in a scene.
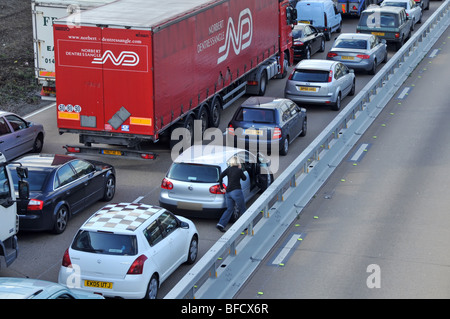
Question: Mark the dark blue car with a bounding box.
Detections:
[9,154,116,234]
[227,97,307,156]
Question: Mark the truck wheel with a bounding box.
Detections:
[196,104,209,134]
[209,96,222,128]
[184,115,195,146]
[257,71,267,96]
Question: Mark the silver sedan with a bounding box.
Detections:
[284,59,355,111]
[326,33,388,75]
[0,111,44,160]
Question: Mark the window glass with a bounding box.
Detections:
[0,166,11,200]
[143,221,164,246]
[291,69,329,82]
[71,230,137,255]
[55,164,77,188]
[167,163,220,183]
[235,108,275,123]
[5,115,27,131]
[158,211,178,236]
[0,118,11,135]
[10,168,50,191]
[71,159,95,177]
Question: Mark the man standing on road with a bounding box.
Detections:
[216,156,247,232]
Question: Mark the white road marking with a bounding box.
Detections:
[429,49,439,58]
[272,234,302,265]
[350,143,369,162]
[133,196,144,203]
[397,87,410,100]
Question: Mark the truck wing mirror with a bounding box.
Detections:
[18,180,29,200]
[16,166,28,179]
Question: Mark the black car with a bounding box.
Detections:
[292,23,326,61]
[9,154,116,234]
[227,97,307,156]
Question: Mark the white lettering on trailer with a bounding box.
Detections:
[92,50,140,66]
[217,8,253,64]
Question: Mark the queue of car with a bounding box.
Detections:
[1,1,422,299]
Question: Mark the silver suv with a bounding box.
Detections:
[159,145,273,219]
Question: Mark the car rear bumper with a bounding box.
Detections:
[284,92,335,105]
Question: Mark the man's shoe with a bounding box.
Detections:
[216,225,225,232]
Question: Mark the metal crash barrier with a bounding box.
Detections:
[165,0,450,299]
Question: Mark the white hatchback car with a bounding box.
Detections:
[58,202,198,299]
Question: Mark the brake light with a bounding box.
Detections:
[65,146,80,153]
[209,184,226,194]
[327,52,338,58]
[288,70,295,80]
[328,70,333,82]
[161,178,173,190]
[27,199,44,211]
[127,255,148,275]
[227,124,235,135]
[395,33,400,38]
[352,5,357,10]
[140,153,155,159]
[62,248,72,268]
[272,127,282,139]
[356,54,370,59]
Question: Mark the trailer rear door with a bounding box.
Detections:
[55,24,154,136]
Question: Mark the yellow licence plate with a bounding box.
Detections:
[245,129,263,135]
[84,280,113,289]
[372,32,385,36]
[102,149,123,156]
[299,20,310,24]
[342,56,354,60]
[298,86,318,92]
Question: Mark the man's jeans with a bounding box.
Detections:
[217,189,246,228]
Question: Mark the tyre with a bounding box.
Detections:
[368,60,377,75]
[319,38,325,52]
[300,117,307,137]
[257,71,268,96]
[349,79,356,96]
[32,133,44,153]
[332,93,341,111]
[209,96,222,128]
[280,136,289,156]
[196,104,209,135]
[53,205,69,234]
[102,175,116,201]
[186,235,198,265]
[145,274,159,299]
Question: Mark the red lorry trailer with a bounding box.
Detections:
[54,0,296,158]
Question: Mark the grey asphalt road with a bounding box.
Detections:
[235,26,450,299]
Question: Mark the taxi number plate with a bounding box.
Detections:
[84,280,113,289]
[342,56,354,60]
[372,32,385,36]
[244,129,263,135]
[102,149,123,156]
[298,86,318,92]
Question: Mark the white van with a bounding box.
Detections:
[296,0,343,40]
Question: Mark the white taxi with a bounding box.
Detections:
[58,203,198,299]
